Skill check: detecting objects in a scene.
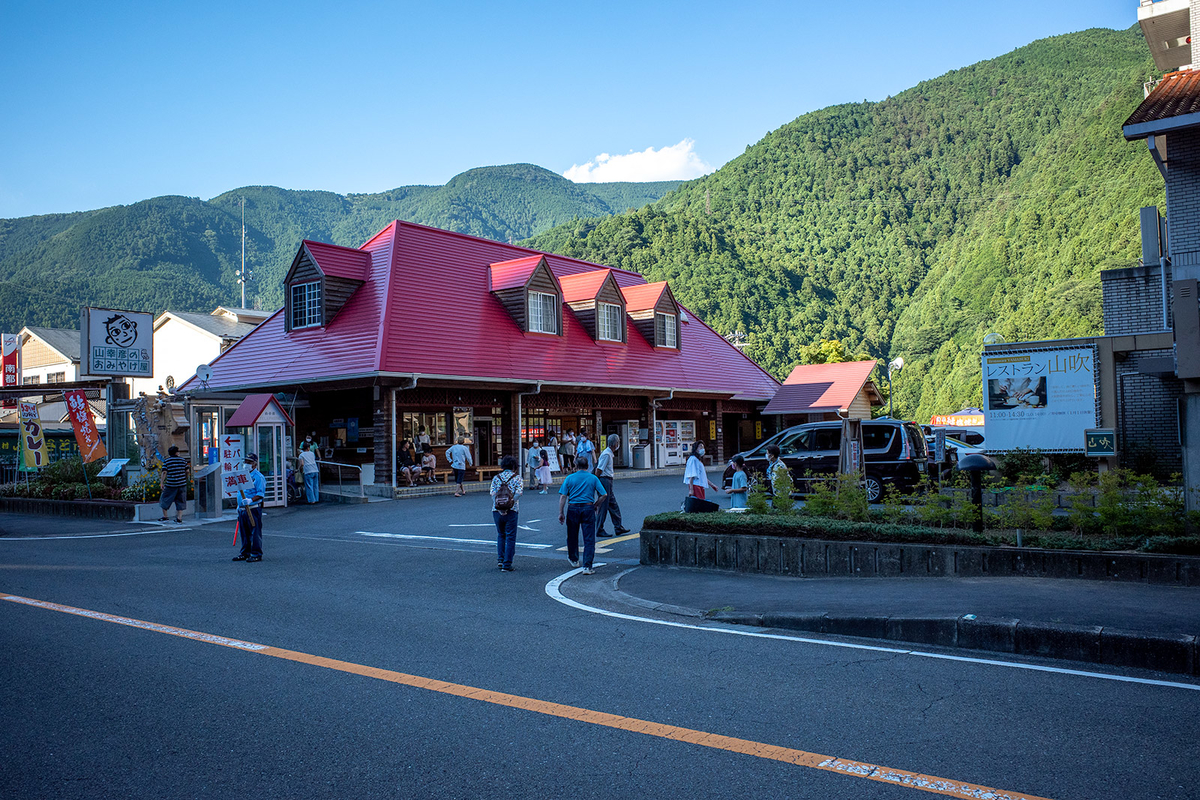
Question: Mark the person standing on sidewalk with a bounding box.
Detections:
[558,456,607,575]
[536,446,552,494]
[577,432,596,472]
[299,442,320,503]
[728,455,749,509]
[766,444,789,496]
[489,455,523,572]
[526,440,542,490]
[158,445,191,523]
[684,440,721,500]
[446,436,473,497]
[560,429,576,471]
[233,453,266,563]
[595,434,630,537]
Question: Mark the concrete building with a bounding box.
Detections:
[1118,0,1200,506]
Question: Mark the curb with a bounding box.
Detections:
[701,609,1199,676]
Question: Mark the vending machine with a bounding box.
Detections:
[614,420,641,467]
[656,420,685,466]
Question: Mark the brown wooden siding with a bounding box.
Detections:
[324,276,362,324]
[567,300,596,339]
[493,287,526,329]
[284,249,324,332]
[596,276,626,343]
[525,262,561,335]
[628,308,656,346]
[654,289,680,349]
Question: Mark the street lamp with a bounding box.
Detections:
[885,356,904,418]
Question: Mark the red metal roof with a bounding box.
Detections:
[559,269,613,303]
[227,393,295,428]
[762,360,879,415]
[489,256,546,291]
[1123,70,1200,139]
[621,282,669,311]
[304,240,371,281]
[185,220,780,400]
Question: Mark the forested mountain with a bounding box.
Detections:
[527,26,1164,420]
[0,165,679,330]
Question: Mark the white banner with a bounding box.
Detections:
[982,348,1096,452]
[80,307,154,377]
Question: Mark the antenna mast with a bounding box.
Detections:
[237,197,250,308]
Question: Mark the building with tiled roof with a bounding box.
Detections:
[183,219,781,491]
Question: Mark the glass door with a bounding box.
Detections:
[257,423,286,507]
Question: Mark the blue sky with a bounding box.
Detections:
[1,0,1136,218]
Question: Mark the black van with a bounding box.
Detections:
[723,419,928,502]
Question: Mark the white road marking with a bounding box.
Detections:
[557,545,613,554]
[359,531,553,549]
[544,569,1200,693]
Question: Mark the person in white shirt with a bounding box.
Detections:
[595,434,630,537]
[684,441,721,501]
[446,437,473,497]
[299,442,320,503]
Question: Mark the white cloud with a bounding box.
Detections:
[563,139,714,183]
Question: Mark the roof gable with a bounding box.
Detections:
[301,240,372,281]
[21,326,80,362]
[1124,70,1200,139]
[764,360,879,414]
[559,269,614,303]
[489,255,557,292]
[621,281,669,312]
[227,393,296,427]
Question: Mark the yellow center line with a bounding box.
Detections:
[602,531,641,546]
[1,591,1052,800]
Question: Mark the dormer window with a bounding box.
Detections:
[283,241,370,333]
[656,312,678,348]
[291,282,322,329]
[489,256,564,336]
[528,291,560,334]
[599,303,624,341]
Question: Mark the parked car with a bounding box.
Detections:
[723,419,928,503]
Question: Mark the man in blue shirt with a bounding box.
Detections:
[233,453,267,563]
[557,456,607,575]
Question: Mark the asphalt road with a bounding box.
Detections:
[2,474,1198,800]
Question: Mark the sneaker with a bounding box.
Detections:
[500,566,513,572]
[614,527,631,535]
[569,559,580,568]
[231,555,248,561]
[246,556,262,562]
[582,567,595,575]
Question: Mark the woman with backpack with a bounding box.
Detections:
[489,455,524,572]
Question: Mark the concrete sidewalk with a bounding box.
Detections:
[614,566,1200,675]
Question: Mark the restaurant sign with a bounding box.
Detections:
[982,347,1097,453]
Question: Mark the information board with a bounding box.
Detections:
[219,434,248,499]
[80,307,153,377]
[982,347,1097,453]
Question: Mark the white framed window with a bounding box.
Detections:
[655,312,678,348]
[291,281,322,329]
[598,303,624,341]
[528,291,559,334]
[47,372,65,384]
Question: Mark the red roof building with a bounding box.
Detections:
[761,360,882,420]
[184,220,780,489]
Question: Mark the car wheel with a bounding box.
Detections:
[865,476,882,503]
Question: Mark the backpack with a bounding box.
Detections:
[494,472,517,512]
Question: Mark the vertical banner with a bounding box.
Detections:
[1,333,17,409]
[64,389,108,463]
[18,401,48,471]
[982,347,1096,452]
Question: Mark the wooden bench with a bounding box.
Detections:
[473,466,502,482]
[431,469,454,484]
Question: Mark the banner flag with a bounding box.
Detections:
[18,401,48,471]
[64,389,107,463]
[1,333,17,410]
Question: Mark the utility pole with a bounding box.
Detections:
[237,197,250,308]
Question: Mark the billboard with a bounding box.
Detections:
[982,347,1097,453]
[80,307,153,378]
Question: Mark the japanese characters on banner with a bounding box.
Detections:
[80,307,153,377]
[982,348,1097,453]
[1,333,17,409]
[219,434,251,499]
[64,389,108,463]
[18,401,48,471]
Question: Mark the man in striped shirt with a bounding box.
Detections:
[158,445,191,523]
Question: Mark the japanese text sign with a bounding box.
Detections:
[1085,429,1117,457]
[18,401,48,471]
[80,307,153,377]
[64,389,107,463]
[2,333,17,409]
[982,347,1096,453]
[220,434,246,498]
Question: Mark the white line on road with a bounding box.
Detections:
[544,569,1200,693]
[359,531,553,549]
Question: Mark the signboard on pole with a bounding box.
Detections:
[80,307,153,377]
[1085,428,1117,457]
[220,434,249,499]
[64,389,107,463]
[2,333,17,409]
[18,401,48,471]
[982,347,1097,453]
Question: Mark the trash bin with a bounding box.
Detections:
[194,463,222,519]
[632,445,649,469]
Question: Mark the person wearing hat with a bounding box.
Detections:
[233,452,267,563]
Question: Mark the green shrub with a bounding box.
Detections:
[834,473,870,522]
[746,482,771,515]
[771,468,796,514]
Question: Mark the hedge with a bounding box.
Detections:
[642,512,1200,556]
